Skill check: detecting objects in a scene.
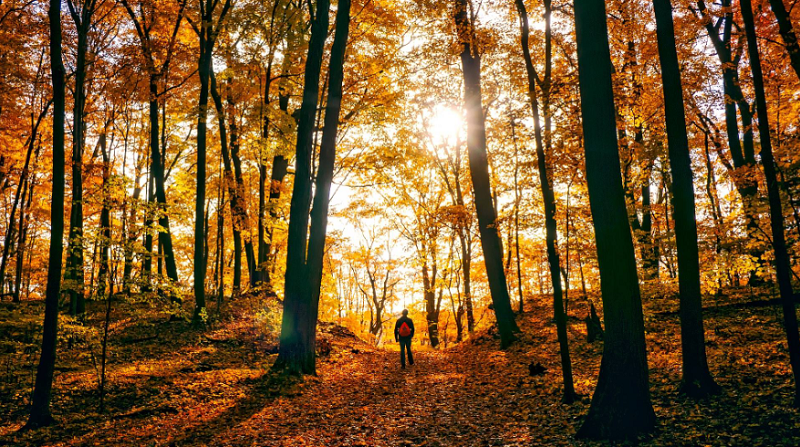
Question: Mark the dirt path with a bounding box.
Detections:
[197,346,572,447]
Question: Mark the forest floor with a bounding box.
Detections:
[1,289,800,446]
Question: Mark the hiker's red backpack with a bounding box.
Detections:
[399,321,412,337]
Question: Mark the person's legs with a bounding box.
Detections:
[400,339,406,369]
[407,340,414,365]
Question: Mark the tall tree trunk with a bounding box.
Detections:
[193,0,232,322]
[453,0,519,347]
[210,69,244,293]
[572,0,655,438]
[513,122,524,313]
[14,174,35,303]
[194,43,212,322]
[299,0,351,372]
[65,8,92,316]
[742,0,800,406]
[515,0,575,403]
[275,0,332,374]
[263,22,300,288]
[697,0,764,279]
[148,81,180,290]
[25,0,66,427]
[653,0,719,397]
[97,129,112,298]
[227,82,258,287]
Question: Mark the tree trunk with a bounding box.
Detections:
[423,261,439,347]
[25,0,66,427]
[194,42,212,323]
[65,19,89,316]
[572,0,655,438]
[453,0,519,347]
[227,82,258,287]
[148,81,180,289]
[742,0,800,406]
[515,0,575,403]
[0,102,48,295]
[653,0,719,397]
[300,0,351,372]
[275,0,332,375]
[210,69,244,293]
[97,129,112,298]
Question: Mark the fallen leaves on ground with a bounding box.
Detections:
[1,292,800,446]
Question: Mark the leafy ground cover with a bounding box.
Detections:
[1,292,799,446]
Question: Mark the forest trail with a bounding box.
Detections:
[196,346,561,447]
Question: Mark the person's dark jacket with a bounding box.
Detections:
[395,316,415,341]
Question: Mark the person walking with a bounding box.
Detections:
[395,309,415,369]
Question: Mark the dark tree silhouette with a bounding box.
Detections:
[453,0,519,348]
[24,0,67,429]
[276,0,351,374]
[741,0,800,406]
[515,0,575,403]
[193,0,233,323]
[653,0,719,398]
[572,0,655,438]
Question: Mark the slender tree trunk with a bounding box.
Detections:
[742,0,800,406]
[194,42,212,322]
[14,175,35,303]
[453,0,519,347]
[515,0,575,403]
[148,80,180,289]
[210,69,244,293]
[0,102,49,294]
[25,0,66,427]
[66,17,90,316]
[653,0,719,397]
[573,0,655,438]
[227,82,258,287]
[97,130,112,298]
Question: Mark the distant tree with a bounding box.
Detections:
[572,0,655,438]
[652,0,719,398]
[24,0,67,428]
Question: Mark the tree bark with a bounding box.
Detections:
[572,0,655,438]
[742,0,800,406]
[275,0,332,374]
[515,0,575,403]
[25,0,66,427]
[193,0,232,323]
[453,0,519,348]
[65,1,94,316]
[210,69,244,292]
[653,0,719,398]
